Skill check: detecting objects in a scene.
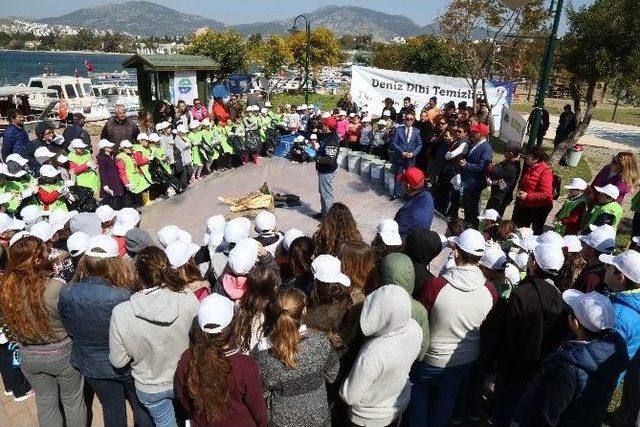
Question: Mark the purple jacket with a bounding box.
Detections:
[97,152,124,197]
[592,164,630,203]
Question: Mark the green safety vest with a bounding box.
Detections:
[117,152,150,194]
[187,131,204,166]
[39,182,67,212]
[132,144,152,181]
[68,151,99,194]
[217,125,234,154]
[151,146,172,174]
[554,195,588,235]
[1,177,33,213]
[584,201,624,229]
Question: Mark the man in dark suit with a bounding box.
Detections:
[460,123,493,227]
[389,111,422,200]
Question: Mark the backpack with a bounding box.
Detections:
[552,173,562,200]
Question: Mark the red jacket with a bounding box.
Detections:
[212,101,230,126]
[517,161,554,207]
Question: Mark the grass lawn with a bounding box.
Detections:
[269,93,343,110]
[511,101,640,127]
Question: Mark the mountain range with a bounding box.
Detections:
[36,1,449,41]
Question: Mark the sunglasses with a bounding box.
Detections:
[405,118,415,122]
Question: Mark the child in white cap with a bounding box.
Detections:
[573,224,616,293]
[253,210,283,256]
[173,124,193,186]
[68,139,99,195]
[96,139,126,209]
[187,120,204,181]
[115,140,151,208]
[37,164,68,213]
[553,177,589,235]
[512,289,627,427]
[583,184,623,231]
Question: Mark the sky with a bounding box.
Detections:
[0,0,594,28]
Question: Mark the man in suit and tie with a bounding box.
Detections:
[390,110,422,200]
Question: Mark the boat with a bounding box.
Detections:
[0,85,61,134]
[27,74,110,122]
[92,84,140,115]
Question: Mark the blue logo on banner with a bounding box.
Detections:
[177,78,192,95]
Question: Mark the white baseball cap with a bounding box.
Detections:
[594,184,620,201]
[67,231,90,257]
[377,119,387,126]
[348,112,356,118]
[362,116,371,123]
[564,178,588,191]
[176,124,188,134]
[300,104,308,110]
[157,225,192,248]
[283,228,305,251]
[2,218,25,233]
[6,153,28,166]
[201,118,211,126]
[254,210,276,233]
[34,146,56,160]
[260,108,268,114]
[69,139,88,149]
[265,101,272,107]
[513,234,539,252]
[508,251,530,270]
[0,213,12,233]
[198,293,235,334]
[377,219,402,246]
[562,289,615,332]
[321,112,331,119]
[537,230,565,248]
[39,164,60,178]
[224,217,251,244]
[99,139,115,149]
[294,135,305,143]
[310,134,318,140]
[203,215,226,246]
[579,225,616,253]
[95,205,117,223]
[479,244,507,270]
[382,110,391,117]
[85,235,119,258]
[478,208,500,222]
[136,133,149,141]
[29,220,56,242]
[339,110,347,116]
[20,205,43,224]
[285,104,291,109]
[9,231,31,247]
[451,229,486,256]
[189,120,201,129]
[312,254,350,287]
[563,235,583,253]
[165,240,200,269]
[0,192,12,206]
[112,208,141,237]
[57,154,69,164]
[49,209,78,232]
[599,250,640,284]
[505,263,521,286]
[228,238,259,275]
[148,133,161,143]
[533,243,565,275]
[119,140,133,148]
[155,122,170,131]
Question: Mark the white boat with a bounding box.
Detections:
[0,85,61,133]
[92,84,139,115]
[27,75,110,121]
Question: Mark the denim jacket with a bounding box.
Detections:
[59,277,131,379]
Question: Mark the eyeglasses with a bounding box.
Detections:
[405,118,415,122]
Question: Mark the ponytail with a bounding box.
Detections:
[265,287,307,369]
[186,323,232,422]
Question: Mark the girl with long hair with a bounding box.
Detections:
[285,236,315,294]
[233,264,279,353]
[59,235,152,427]
[174,293,267,426]
[312,203,362,257]
[0,236,86,426]
[165,240,211,301]
[109,246,199,427]
[255,287,339,426]
[593,151,639,203]
[338,240,374,299]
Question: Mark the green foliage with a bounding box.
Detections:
[248,35,293,78]
[338,34,373,50]
[352,51,372,66]
[286,28,343,71]
[372,35,461,76]
[185,29,248,79]
[269,92,342,110]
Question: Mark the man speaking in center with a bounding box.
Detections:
[390,110,422,201]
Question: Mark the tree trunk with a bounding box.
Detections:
[481,78,495,135]
[600,80,608,104]
[551,78,597,164]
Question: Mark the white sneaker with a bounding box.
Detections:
[13,390,34,402]
[3,390,13,396]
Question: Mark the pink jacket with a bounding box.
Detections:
[336,119,349,140]
[190,105,209,121]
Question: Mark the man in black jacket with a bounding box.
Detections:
[527,106,550,147]
[486,143,521,215]
[313,115,340,220]
[554,104,577,147]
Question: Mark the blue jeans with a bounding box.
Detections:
[136,388,177,427]
[491,374,526,427]
[406,361,473,427]
[318,171,335,216]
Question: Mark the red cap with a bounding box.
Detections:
[469,123,490,136]
[400,167,425,188]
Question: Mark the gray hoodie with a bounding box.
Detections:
[109,287,199,393]
[339,285,422,426]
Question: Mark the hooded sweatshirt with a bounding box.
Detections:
[611,289,640,360]
[419,264,497,368]
[109,286,199,393]
[340,285,422,426]
[404,228,443,297]
[381,253,430,360]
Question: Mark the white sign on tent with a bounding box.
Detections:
[172,71,198,105]
[349,65,510,130]
[499,106,528,147]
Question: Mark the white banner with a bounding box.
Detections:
[173,71,198,105]
[499,106,527,147]
[349,65,510,130]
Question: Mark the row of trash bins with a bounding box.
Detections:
[337,149,397,196]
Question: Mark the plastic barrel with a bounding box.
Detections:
[384,163,395,196]
[347,151,362,173]
[338,148,351,170]
[359,154,374,179]
[370,159,385,187]
[566,145,584,167]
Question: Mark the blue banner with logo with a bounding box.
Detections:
[490,80,515,105]
[173,71,198,104]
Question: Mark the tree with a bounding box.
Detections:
[371,36,460,76]
[555,0,640,152]
[372,42,404,70]
[438,0,547,121]
[185,29,248,80]
[286,27,342,78]
[248,35,293,78]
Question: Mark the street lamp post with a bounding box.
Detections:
[291,15,311,105]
